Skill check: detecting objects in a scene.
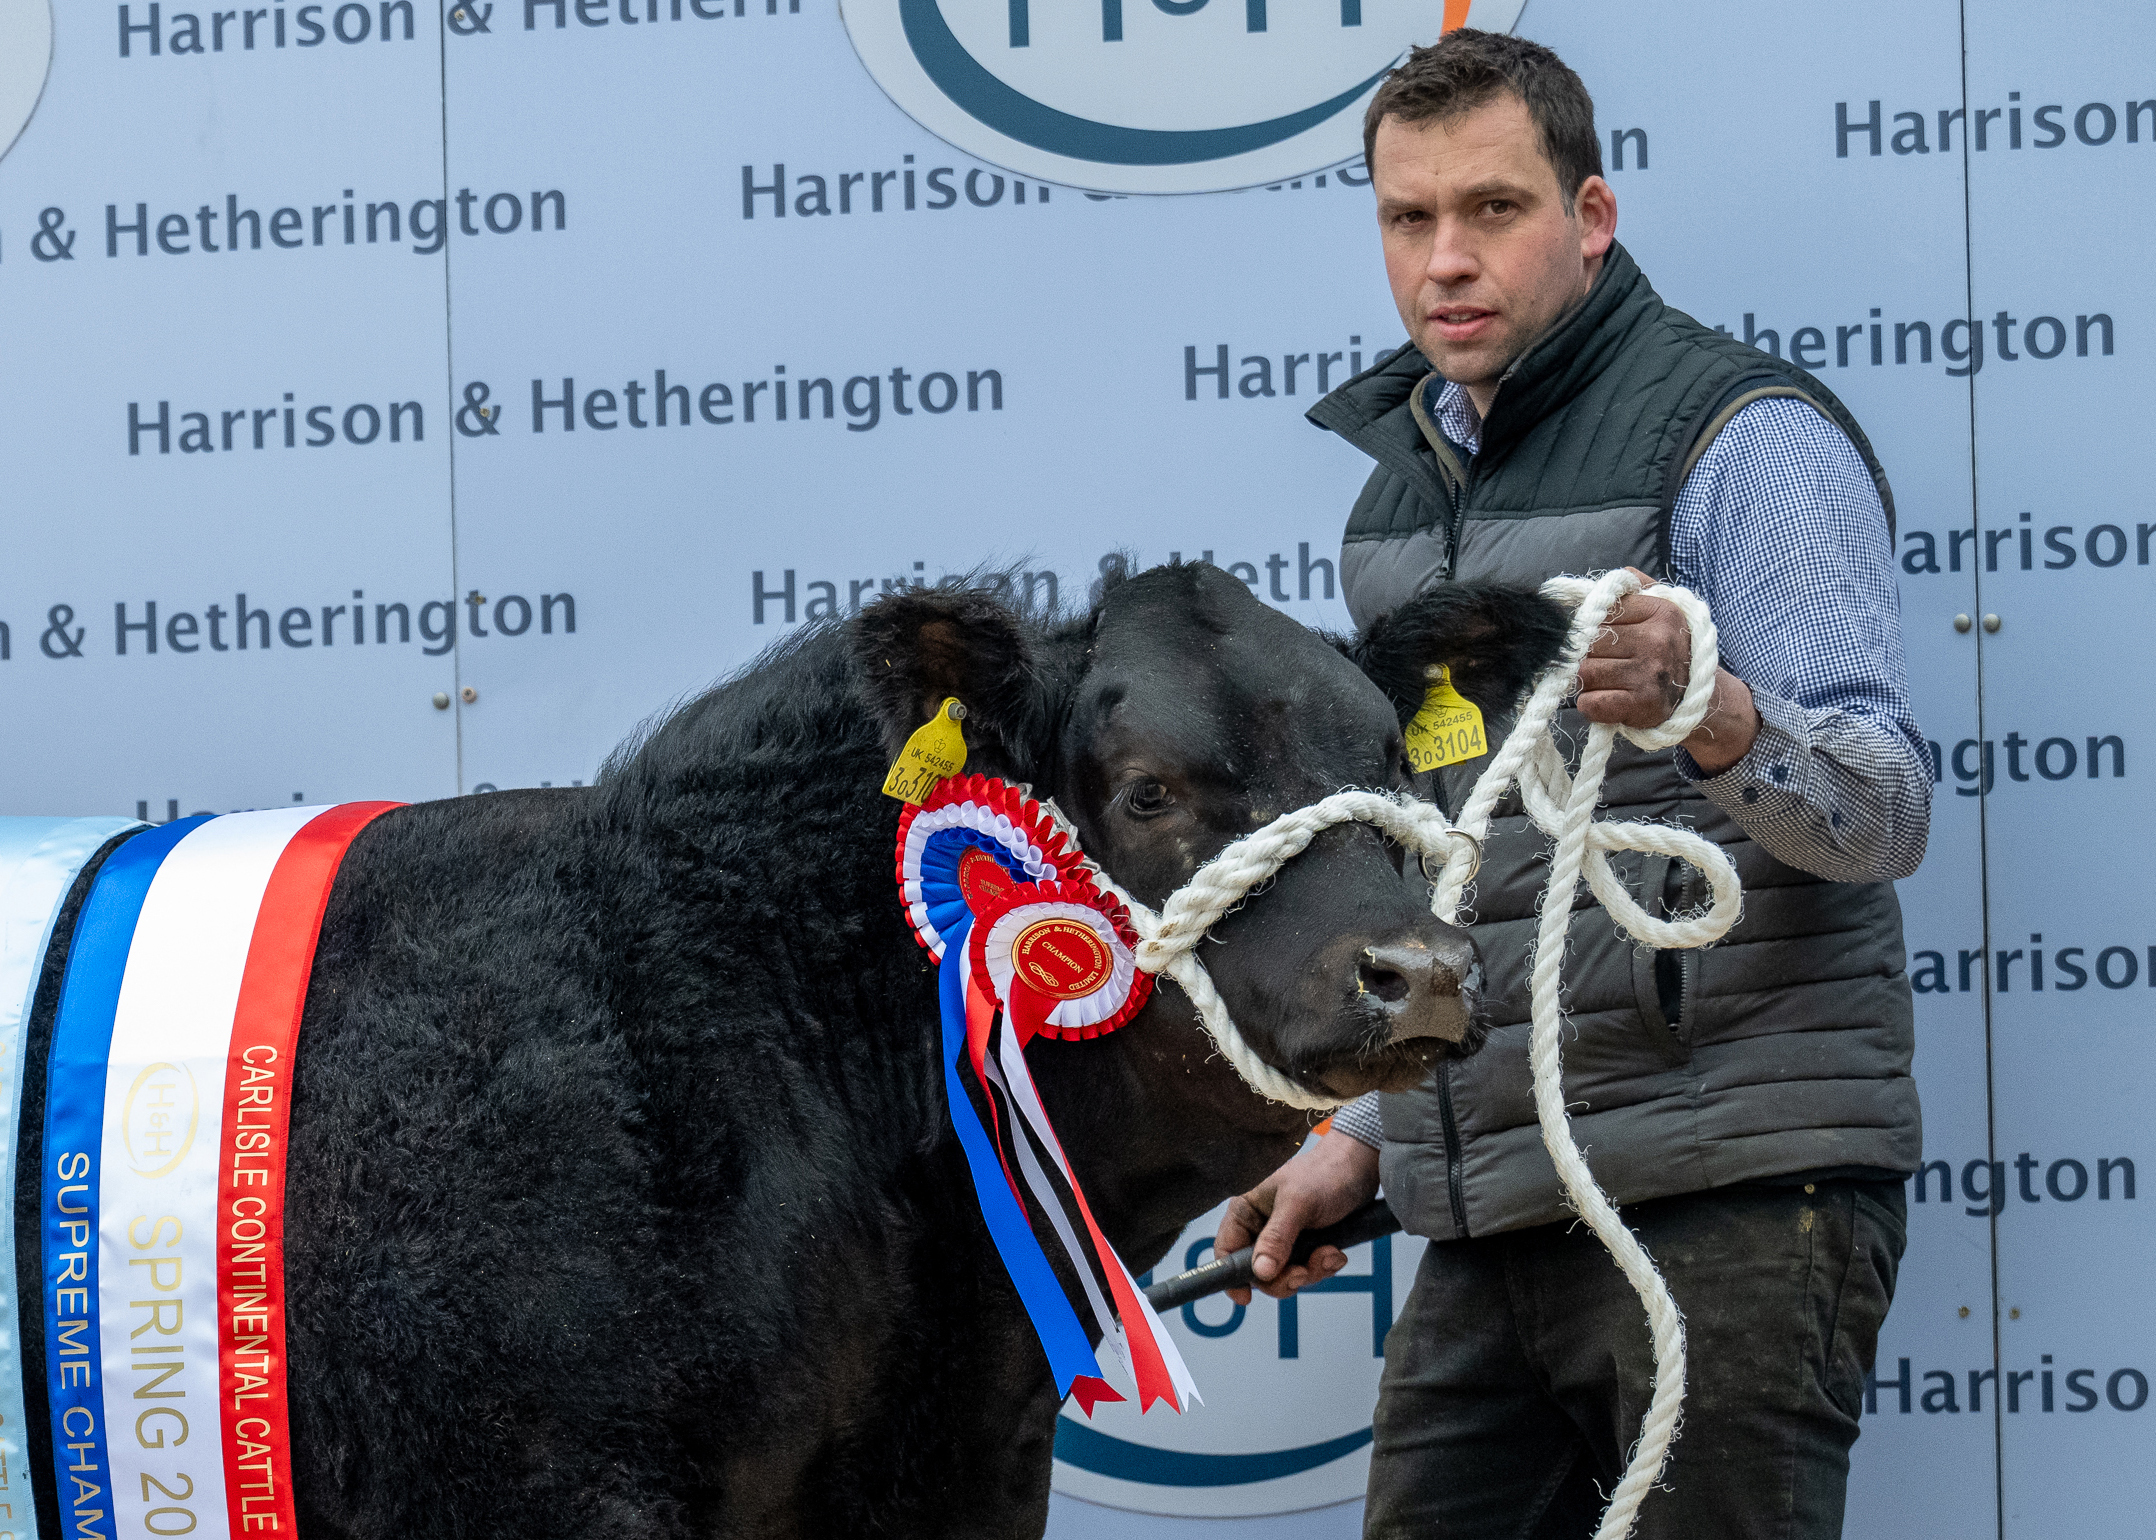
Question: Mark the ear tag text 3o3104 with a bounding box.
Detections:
[1405,668,1487,773]
[882,697,969,804]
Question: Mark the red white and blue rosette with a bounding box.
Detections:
[895,774,1083,961]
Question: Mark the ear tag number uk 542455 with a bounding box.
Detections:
[883,697,969,804]
[1405,669,1487,773]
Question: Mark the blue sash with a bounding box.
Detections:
[39,818,205,1540]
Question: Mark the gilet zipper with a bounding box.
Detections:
[1436,1059,1470,1239]
[1675,865,1698,1033]
[1445,468,1472,578]
[1445,360,1526,577]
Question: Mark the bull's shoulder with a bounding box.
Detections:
[352,785,587,870]
[320,787,592,935]
[303,787,613,1069]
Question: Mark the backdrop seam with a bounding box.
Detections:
[437,0,464,794]
[1952,6,2004,1536]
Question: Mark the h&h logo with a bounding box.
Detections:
[840,0,1523,194]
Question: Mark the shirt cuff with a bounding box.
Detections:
[1678,686,1815,814]
[1330,1092,1384,1149]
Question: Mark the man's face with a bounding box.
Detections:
[1372,94,1616,394]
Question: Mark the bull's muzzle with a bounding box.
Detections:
[1357,938,1479,1046]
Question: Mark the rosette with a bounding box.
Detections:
[968,879,1152,1042]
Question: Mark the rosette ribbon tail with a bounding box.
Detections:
[963,968,1029,1207]
[1068,1376,1126,1416]
[935,920,1103,1398]
[965,947,1147,1403]
[987,1016,1199,1415]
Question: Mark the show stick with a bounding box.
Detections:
[1141,1199,1401,1312]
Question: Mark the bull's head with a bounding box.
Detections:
[854,562,1569,1106]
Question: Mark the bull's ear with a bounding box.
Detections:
[1349,581,1573,723]
[850,587,1057,775]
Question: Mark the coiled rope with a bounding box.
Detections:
[1058,569,1743,1540]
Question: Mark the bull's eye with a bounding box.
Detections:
[1123,779,1174,817]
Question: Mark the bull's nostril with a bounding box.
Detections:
[1357,960,1413,1005]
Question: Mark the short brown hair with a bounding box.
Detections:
[1362,30,1603,211]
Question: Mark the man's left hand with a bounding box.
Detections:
[1574,569,1761,775]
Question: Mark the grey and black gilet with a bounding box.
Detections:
[1308,243,1921,1240]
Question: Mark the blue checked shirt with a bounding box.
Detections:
[1331,382,1931,1152]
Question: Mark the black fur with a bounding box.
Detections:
[850,585,1073,784]
[1347,580,1572,725]
[285,625,1031,1540]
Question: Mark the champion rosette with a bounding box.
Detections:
[969,880,1151,1043]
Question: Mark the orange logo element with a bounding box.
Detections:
[1012,918,1114,1001]
[1443,0,1473,30]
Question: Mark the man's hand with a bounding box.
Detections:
[1214,1132,1381,1305]
[1575,568,1761,775]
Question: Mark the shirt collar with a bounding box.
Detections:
[1425,377,1485,456]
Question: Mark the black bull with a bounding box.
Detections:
[22,564,1567,1539]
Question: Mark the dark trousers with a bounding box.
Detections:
[1365,1180,1906,1540]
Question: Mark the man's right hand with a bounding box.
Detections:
[1214,1132,1382,1304]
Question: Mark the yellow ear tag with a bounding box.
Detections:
[882,697,969,805]
[1404,668,1487,773]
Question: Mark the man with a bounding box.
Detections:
[1216,31,1928,1540]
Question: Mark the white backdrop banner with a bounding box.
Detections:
[1,2,2145,1537]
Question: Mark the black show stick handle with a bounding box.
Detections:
[1142,1199,1401,1313]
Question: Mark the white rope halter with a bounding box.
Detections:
[1060,569,1743,1540]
